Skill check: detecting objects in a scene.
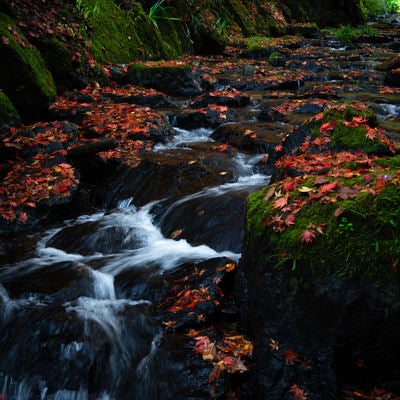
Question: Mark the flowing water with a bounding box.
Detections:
[1,15,400,398]
[0,126,269,399]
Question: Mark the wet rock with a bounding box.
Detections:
[288,23,320,39]
[173,106,235,130]
[1,261,94,301]
[125,64,202,97]
[156,257,236,328]
[268,52,286,68]
[47,215,147,256]
[98,146,238,209]
[0,300,158,399]
[236,260,400,399]
[0,91,20,134]
[385,67,400,87]
[99,85,178,109]
[211,122,284,154]
[240,46,280,60]
[157,189,252,253]
[0,14,56,122]
[189,89,251,109]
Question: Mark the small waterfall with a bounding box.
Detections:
[154,127,214,150]
[91,270,116,300]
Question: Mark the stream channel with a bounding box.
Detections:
[1,14,400,400]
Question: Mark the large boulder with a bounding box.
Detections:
[0,90,20,130]
[237,154,400,398]
[0,13,56,122]
[125,63,202,97]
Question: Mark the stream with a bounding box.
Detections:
[1,14,400,400]
[0,125,268,399]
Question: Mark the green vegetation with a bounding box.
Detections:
[330,24,378,44]
[0,12,56,120]
[246,36,272,50]
[0,90,19,124]
[386,0,400,12]
[148,0,180,31]
[246,173,400,281]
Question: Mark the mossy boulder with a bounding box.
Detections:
[268,51,286,67]
[309,104,393,154]
[0,13,56,122]
[79,0,184,62]
[33,36,74,90]
[237,153,400,398]
[125,63,202,97]
[280,103,395,158]
[0,90,19,127]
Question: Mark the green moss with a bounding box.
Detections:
[0,90,19,124]
[375,154,400,169]
[78,0,186,62]
[36,36,73,83]
[246,36,272,50]
[330,124,384,153]
[268,51,285,67]
[246,178,400,282]
[79,0,144,62]
[323,105,378,126]
[309,104,389,153]
[0,12,56,121]
[226,0,255,36]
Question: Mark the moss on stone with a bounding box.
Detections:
[268,51,286,67]
[309,104,390,154]
[0,12,56,121]
[226,0,256,36]
[77,0,186,62]
[78,0,144,62]
[35,36,73,85]
[0,90,19,124]
[246,167,400,282]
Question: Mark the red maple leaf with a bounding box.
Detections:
[284,213,296,227]
[284,349,300,365]
[300,229,315,244]
[319,120,336,134]
[273,196,288,209]
[289,384,308,399]
[318,180,338,195]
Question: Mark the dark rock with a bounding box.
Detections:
[47,214,147,256]
[67,138,117,158]
[0,13,56,122]
[0,299,158,398]
[236,255,400,399]
[1,261,94,301]
[240,47,280,60]
[157,189,252,253]
[189,89,251,109]
[268,52,286,68]
[97,146,238,209]
[211,122,284,154]
[125,64,202,97]
[173,107,234,130]
[0,90,20,132]
[288,23,320,39]
[385,68,400,87]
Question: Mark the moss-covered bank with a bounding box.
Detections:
[246,169,400,281]
[0,12,56,121]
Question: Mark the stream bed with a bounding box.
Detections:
[1,15,400,400]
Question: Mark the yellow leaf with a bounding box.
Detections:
[298,186,314,193]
